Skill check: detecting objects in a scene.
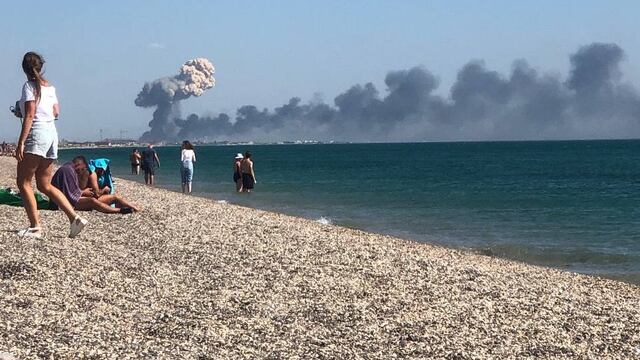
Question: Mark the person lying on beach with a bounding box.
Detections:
[50,156,140,214]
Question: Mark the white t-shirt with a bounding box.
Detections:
[181,149,195,163]
[20,81,58,122]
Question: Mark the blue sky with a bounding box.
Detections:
[1,1,639,141]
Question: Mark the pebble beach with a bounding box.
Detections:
[0,156,639,359]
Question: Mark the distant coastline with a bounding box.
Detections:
[57,139,338,149]
[50,136,640,150]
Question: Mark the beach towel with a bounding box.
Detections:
[88,158,115,194]
[0,188,50,210]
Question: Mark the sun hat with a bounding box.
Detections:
[235,153,244,159]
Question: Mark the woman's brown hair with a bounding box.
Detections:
[182,140,194,150]
[21,52,46,104]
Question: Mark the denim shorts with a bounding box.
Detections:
[181,162,194,183]
[24,121,58,159]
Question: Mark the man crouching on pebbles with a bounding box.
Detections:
[50,156,140,214]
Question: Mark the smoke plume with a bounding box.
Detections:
[142,43,640,142]
[135,58,215,142]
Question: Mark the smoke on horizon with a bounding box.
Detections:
[138,43,640,142]
[135,58,215,142]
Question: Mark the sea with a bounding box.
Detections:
[59,140,640,284]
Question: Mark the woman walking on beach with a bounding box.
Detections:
[241,151,257,193]
[180,140,196,194]
[233,153,243,192]
[14,52,88,238]
[142,144,160,185]
[130,148,141,175]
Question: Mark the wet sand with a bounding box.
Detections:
[0,156,638,359]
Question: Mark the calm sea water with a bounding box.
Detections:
[59,141,640,283]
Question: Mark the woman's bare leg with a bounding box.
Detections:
[98,194,140,212]
[76,197,120,213]
[16,154,41,228]
[35,159,78,222]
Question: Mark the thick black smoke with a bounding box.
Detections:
[171,43,640,142]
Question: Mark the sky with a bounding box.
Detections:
[1,1,639,142]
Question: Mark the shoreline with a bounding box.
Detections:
[128,177,640,286]
[54,140,640,287]
[1,156,639,358]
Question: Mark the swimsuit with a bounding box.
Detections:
[242,173,255,189]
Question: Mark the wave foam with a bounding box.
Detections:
[316,217,332,225]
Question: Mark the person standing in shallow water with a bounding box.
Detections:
[130,148,141,175]
[142,144,160,185]
[14,52,88,238]
[241,151,257,193]
[233,153,243,192]
[180,140,196,194]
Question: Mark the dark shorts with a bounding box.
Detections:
[242,173,254,189]
[142,163,155,175]
[233,172,241,182]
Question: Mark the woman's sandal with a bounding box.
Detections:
[17,227,43,239]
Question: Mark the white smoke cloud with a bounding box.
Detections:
[179,58,215,96]
[135,58,215,142]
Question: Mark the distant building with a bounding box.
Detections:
[59,138,140,148]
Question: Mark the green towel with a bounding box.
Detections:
[0,188,50,210]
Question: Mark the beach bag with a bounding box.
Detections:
[9,100,22,118]
[0,188,50,210]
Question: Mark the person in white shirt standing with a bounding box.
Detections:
[15,52,88,238]
[180,140,196,194]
